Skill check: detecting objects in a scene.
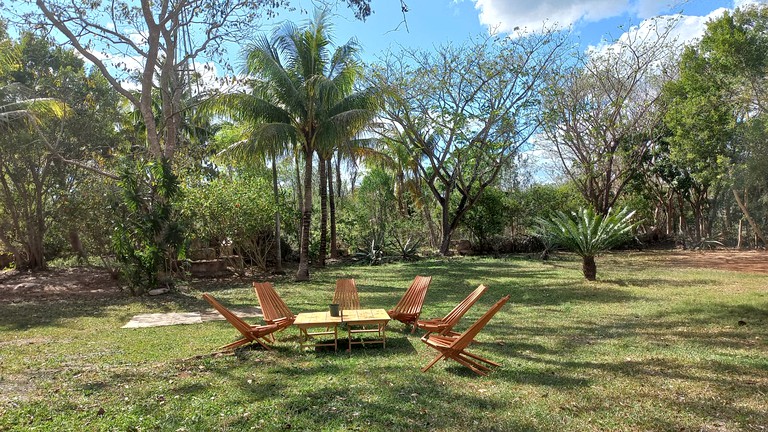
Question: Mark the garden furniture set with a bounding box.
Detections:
[202,275,508,375]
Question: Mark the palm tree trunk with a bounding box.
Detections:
[294,150,303,212]
[296,148,313,281]
[582,255,597,281]
[318,155,328,267]
[271,153,283,274]
[335,152,343,198]
[327,158,339,259]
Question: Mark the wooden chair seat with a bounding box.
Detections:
[421,295,510,376]
[417,284,487,336]
[333,278,360,311]
[253,282,296,341]
[202,293,280,352]
[387,275,432,331]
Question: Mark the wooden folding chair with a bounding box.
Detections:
[252,282,296,341]
[387,275,432,332]
[202,293,280,352]
[420,295,510,376]
[333,278,360,312]
[417,284,488,337]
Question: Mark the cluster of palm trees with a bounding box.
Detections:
[207,10,377,281]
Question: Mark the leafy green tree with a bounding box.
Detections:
[0,32,116,269]
[26,0,371,162]
[662,5,768,244]
[538,206,639,281]
[461,187,510,246]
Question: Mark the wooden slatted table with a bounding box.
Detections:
[342,308,390,350]
[294,311,342,352]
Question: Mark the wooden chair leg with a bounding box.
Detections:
[451,355,489,376]
[455,354,492,372]
[421,353,445,372]
[219,338,250,351]
[460,350,501,367]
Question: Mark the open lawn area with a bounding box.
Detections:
[1,251,767,431]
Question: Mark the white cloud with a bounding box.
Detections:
[734,0,768,8]
[471,0,723,34]
[474,0,629,33]
[587,6,730,55]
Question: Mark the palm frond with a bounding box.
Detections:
[537,206,640,257]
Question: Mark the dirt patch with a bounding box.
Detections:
[0,267,124,303]
[648,249,768,274]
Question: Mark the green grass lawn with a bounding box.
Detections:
[1,252,767,431]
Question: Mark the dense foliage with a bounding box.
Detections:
[2,4,768,284]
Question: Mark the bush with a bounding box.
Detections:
[462,187,510,244]
[179,173,282,272]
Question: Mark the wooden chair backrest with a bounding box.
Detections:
[333,278,360,310]
[253,282,294,322]
[441,284,488,327]
[392,275,432,315]
[202,293,252,338]
[448,295,510,352]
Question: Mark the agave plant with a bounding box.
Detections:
[537,206,640,281]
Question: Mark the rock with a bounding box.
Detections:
[148,287,170,296]
[14,283,36,291]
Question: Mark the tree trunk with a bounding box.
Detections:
[26,233,45,270]
[582,255,597,281]
[28,177,47,270]
[438,194,452,255]
[327,158,338,259]
[737,218,743,249]
[318,155,328,267]
[296,149,313,281]
[335,152,343,198]
[396,170,405,215]
[271,153,283,274]
[350,162,358,195]
[294,150,303,212]
[732,188,765,246]
[68,229,87,262]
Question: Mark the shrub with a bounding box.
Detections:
[537,206,640,280]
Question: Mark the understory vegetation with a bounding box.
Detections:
[1,254,766,431]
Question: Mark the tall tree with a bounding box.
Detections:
[663,5,768,244]
[218,10,376,280]
[0,32,119,269]
[542,20,677,215]
[372,31,568,255]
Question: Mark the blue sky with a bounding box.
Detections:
[258,0,766,63]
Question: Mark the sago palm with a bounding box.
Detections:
[538,206,639,281]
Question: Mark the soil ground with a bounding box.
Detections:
[645,248,768,274]
[1,249,766,303]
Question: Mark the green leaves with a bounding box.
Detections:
[537,206,639,258]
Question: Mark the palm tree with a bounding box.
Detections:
[214,10,376,280]
[537,206,640,281]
